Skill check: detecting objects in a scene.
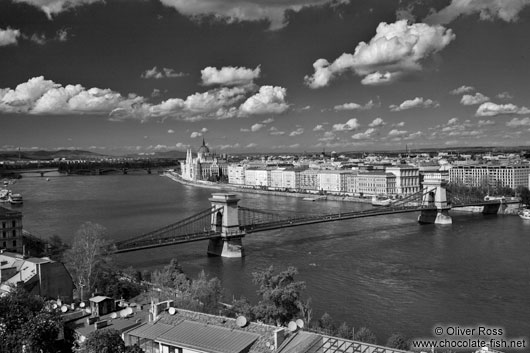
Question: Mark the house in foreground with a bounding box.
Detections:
[0,250,74,302]
[123,300,410,353]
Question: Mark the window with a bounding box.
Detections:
[12,220,16,228]
[1,222,5,229]
[12,240,16,247]
[2,231,5,238]
[12,230,16,237]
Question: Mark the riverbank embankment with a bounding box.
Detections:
[163,171,372,204]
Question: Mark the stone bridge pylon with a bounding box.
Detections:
[207,193,246,257]
[418,173,452,225]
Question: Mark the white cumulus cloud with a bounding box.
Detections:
[476,102,530,116]
[351,128,376,140]
[506,117,530,127]
[239,85,289,116]
[460,92,490,105]
[251,123,264,132]
[289,127,304,136]
[304,20,455,88]
[158,0,343,30]
[389,97,439,112]
[0,28,21,46]
[450,85,475,95]
[141,66,187,79]
[332,118,359,131]
[388,129,408,137]
[425,0,530,25]
[368,117,385,127]
[16,0,104,20]
[201,66,260,86]
[333,99,377,111]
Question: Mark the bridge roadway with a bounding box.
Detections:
[113,200,505,254]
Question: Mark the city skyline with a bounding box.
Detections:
[2,0,530,153]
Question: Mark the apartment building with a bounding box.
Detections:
[449,164,530,189]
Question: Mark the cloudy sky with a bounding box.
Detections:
[1,0,530,154]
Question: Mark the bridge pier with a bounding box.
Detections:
[207,193,245,258]
[418,173,452,225]
[483,203,501,214]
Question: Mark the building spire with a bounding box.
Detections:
[202,137,206,147]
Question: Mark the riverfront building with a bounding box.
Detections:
[386,165,421,195]
[449,164,530,189]
[354,171,397,196]
[0,206,23,253]
[181,138,228,182]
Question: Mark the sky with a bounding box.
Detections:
[1,0,530,154]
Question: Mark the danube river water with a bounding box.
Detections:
[7,174,530,346]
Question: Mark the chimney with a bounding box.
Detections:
[274,328,286,349]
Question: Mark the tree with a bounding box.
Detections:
[337,322,353,340]
[354,326,377,344]
[46,234,70,261]
[64,222,114,300]
[151,258,190,293]
[317,312,336,335]
[386,333,410,350]
[76,328,126,353]
[250,266,309,326]
[0,287,64,353]
[517,186,530,206]
[189,270,223,314]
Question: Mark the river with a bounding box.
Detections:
[5,173,530,347]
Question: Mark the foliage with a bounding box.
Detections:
[0,287,64,353]
[517,186,530,206]
[188,270,223,314]
[446,181,515,201]
[317,312,336,335]
[150,260,222,314]
[386,332,410,350]
[93,267,146,300]
[354,326,377,344]
[250,266,309,326]
[64,222,114,300]
[46,234,70,261]
[229,297,255,321]
[76,328,127,353]
[151,258,190,292]
[337,322,353,340]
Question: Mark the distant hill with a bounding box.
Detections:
[0,149,107,161]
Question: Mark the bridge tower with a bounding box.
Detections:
[207,193,245,257]
[418,172,452,224]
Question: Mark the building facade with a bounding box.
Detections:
[0,207,23,253]
[354,171,397,196]
[181,138,228,182]
[386,165,420,195]
[449,164,530,189]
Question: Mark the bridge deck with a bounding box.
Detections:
[114,230,221,253]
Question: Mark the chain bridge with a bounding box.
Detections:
[114,174,511,257]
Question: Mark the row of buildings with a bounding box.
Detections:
[181,140,530,197]
[229,165,421,196]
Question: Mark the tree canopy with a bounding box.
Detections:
[64,222,113,300]
[0,287,64,353]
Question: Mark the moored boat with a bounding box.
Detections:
[0,189,10,202]
[371,195,393,206]
[8,193,23,205]
[302,196,327,201]
[519,208,530,220]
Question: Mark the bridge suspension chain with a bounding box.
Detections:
[115,206,222,251]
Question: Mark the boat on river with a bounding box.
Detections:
[519,208,530,220]
[302,196,327,201]
[8,193,23,205]
[371,195,394,206]
[0,189,10,202]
